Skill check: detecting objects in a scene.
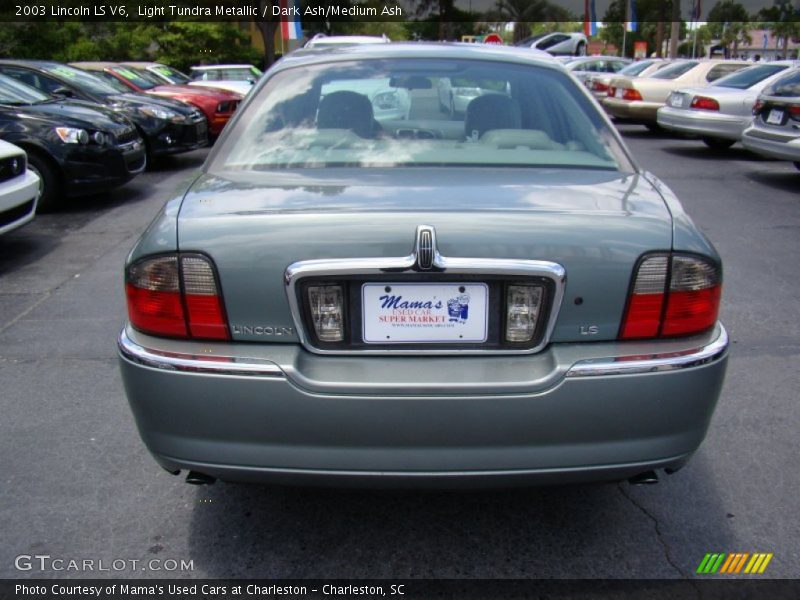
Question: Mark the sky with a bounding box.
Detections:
[450,0,797,20]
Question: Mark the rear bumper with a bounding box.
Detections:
[741,127,800,162]
[118,323,729,486]
[657,107,750,141]
[602,98,663,123]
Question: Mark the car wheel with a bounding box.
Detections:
[26,152,61,213]
[702,137,735,150]
[576,42,587,56]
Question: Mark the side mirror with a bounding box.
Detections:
[52,87,75,98]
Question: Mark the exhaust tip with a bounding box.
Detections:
[185,471,216,486]
[628,470,659,486]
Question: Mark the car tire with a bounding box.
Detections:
[26,151,61,213]
[576,42,587,57]
[702,137,735,150]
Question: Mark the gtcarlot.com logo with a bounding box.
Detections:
[14,554,194,572]
[696,552,773,575]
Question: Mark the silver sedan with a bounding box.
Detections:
[657,61,799,148]
[742,68,800,169]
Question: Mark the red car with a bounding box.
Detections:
[70,62,242,137]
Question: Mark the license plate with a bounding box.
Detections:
[362,283,488,344]
[669,94,683,108]
[615,88,624,99]
[766,109,784,125]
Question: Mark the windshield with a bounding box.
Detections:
[514,34,548,46]
[211,59,630,173]
[111,66,160,90]
[651,61,699,80]
[0,73,51,104]
[715,64,789,90]
[763,69,800,97]
[150,65,190,84]
[42,64,122,96]
[620,60,657,77]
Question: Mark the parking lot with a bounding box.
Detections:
[1,125,798,580]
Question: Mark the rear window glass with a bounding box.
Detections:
[651,61,699,80]
[210,58,631,173]
[620,60,656,76]
[763,69,800,97]
[714,64,789,89]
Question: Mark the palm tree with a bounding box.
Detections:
[492,0,569,44]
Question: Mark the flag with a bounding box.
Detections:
[626,0,638,33]
[280,0,302,41]
[584,0,598,37]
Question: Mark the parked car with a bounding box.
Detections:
[604,59,751,129]
[304,34,391,48]
[0,140,38,234]
[586,59,670,102]
[0,74,145,211]
[515,32,589,56]
[741,67,800,170]
[436,76,508,117]
[0,61,208,159]
[562,56,631,84]
[71,62,242,138]
[657,61,800,149]
[188,64,263,96]
[119,43,728,487]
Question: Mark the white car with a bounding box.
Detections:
[0,140,39,235]
[189,64,262,96]
[515,32,589,56]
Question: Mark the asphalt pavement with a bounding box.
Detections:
[1,129,798,580]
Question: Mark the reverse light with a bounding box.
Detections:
[125,253,229,340]
[307,285,344,342]
[505,285,543,342]
[620,253,721,340]
[691,96,720,111]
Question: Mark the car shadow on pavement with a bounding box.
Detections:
[147,152,208,173]
[660,145,770,162]
[185,465,733,579]
[745,170,800,194]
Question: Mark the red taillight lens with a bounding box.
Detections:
[620,253,721,340]
[752,100,764,115]
[691,95,720,111]
[126,253,229,340]
[593,81,609,92]
[607,86,616,97]
[620,255,668,339]
[790,105,800,121]
[623,88,643,101]
[661,255,722,337]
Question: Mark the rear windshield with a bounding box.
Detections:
[210,59,630,173]
[763,69,800,97]
[651,61,699,80]
[150,65,190,84]
[713,64,788,89]
[620,60,657,77]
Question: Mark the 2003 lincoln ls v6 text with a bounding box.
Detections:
[118,44,729,487]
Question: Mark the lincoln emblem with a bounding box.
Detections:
[415,225,435,270]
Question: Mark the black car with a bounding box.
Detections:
[0,74,146,211]
[0,61,208,160]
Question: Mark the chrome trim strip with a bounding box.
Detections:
[566,323,729,377]
[117,328,285,377]
[284,241,567,355]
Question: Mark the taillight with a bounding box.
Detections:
[125,253,229,340]
[623,88,643,102]
[790,105,800,121]
[752,100,764,115]
[607,86,616,97]
[620,253,721,340]
[691,95,720,111]
[593,81,609,93]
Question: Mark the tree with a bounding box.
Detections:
[601,0,681,58]
[707,1,753,56]
[412,0,456,40]
[757,0,800,58]
[489,0,570,44]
